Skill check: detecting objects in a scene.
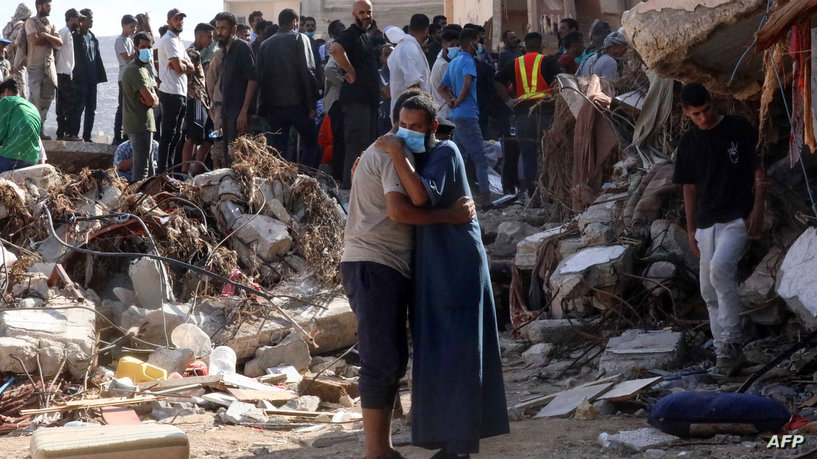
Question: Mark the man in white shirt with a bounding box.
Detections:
[386,14,430,120]
[157,8,193,173]
[55,8,81,140]
[113,14,138,145]
[429,26,459,120]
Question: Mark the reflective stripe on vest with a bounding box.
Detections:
[514,53,552,101]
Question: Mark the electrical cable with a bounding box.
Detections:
[39,204,319,348]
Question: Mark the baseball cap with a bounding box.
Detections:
[80,9,93,19]
[167,9,187,20]
[0,37,11,45]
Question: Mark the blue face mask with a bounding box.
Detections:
[477,43,484,54]
[138,48,151,64]
[305,31,315,37]
[446,46,460,60]
[396,127,427,153]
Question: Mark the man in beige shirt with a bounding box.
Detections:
[340,90,475,458]
[25,0,62,137]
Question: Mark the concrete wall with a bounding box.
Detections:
[300,0,444,39]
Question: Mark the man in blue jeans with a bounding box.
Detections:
[439,27,490,206]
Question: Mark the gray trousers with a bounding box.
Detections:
[130,132,155,182]
[28,67,55,124]
[696,218,748,353]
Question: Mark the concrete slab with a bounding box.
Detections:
[0,296,96,378]
[534,382,615,418]
[42,141,116,172]
[598,330,685,377]
[513,225,568,270]
[549,245,633,318]
[605,427,680,453]
[776,228,817,329]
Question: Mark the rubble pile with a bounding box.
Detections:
[0,136,361,438]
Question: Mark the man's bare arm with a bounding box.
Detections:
[386,192,474,225]
[682,184,700,258]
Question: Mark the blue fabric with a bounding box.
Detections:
[441,53,479,120]
[410,140,509,454]
[0,156,35,173]
[450,118,489,194]
[649,391,791,437]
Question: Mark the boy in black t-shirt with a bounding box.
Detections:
[673,83,766,376]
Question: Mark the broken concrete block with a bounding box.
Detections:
[598,330,684,377]
[129,258,172,310]
[151,401,203,421]
[522,318,601,344]
[0,297,96,378]
[621,0,766,99]
[580,222,615,247]
[604,427,679,453]
[522,343,555,364]
[577,201,616,231]
[284,395,320,412]
[739,247,781,307]
[777,228,817,329]
[147,348,196,375]
[243,333,312,377]
[221,401,268,424]
[254,178,292,224]
[191,169,239,204]
[221,282,356,360]
[121,300,230,353]
[11,272,51,299]
[557,238,582,259]
[648,220,698,275]
[298,378,359,403]
[549,245,632,318]
[492,221,541,258]
[232,214,292,263]
[0,164,63,190]
[514,225,567,270]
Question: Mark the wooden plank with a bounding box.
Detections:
[262,408,322,417]
[756,0,817,51]
[512,394,557,411]
[800,394,817,409]
[136,375,222,391]
[21,396,158,415]
[597,377,663,402]
[533,382,614,418]
[226,388,297,404]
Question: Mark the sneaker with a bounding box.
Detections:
[714,342,747,376]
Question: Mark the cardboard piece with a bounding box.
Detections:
[226,388,297,405]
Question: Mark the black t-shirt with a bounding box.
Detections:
[220,38,257,118]
[672,115,758,229]
[335,23,379,106]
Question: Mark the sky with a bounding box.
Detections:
[1,0,223,40]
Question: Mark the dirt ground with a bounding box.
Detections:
[0,366,796,459]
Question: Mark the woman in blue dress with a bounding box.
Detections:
[375,94,509,458]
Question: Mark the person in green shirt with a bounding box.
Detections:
[0,79,41,172]
[121,31,159,182]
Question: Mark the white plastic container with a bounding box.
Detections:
[209,346,237,375]
[170,324,211,358]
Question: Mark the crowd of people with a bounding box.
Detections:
[0,1,640,456]
[0,1,630,184]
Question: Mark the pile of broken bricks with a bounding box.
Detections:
[0,137,364,438]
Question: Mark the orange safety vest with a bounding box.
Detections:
[514,53,552,101]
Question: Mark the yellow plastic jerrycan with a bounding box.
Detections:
[114,356,168,383]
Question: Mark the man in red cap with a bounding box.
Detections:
[156,8,193,173]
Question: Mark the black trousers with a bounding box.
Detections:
[55,74,73,138]
[264,105,320,169]
[158,92,187,173]
[113,82,124,142]
[340,261,411,409]
[71,81,98,141]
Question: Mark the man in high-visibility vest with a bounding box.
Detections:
[494,32,562,197]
